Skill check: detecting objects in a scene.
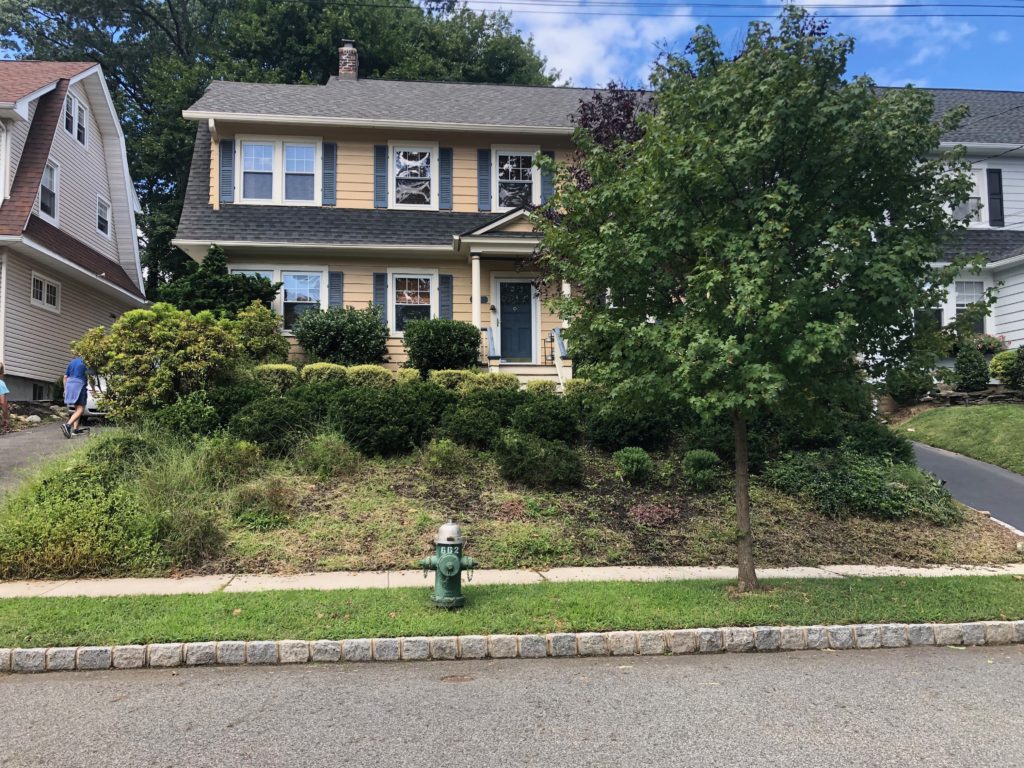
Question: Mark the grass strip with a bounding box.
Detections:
[1,576,1022,648]
[898,405,1024,475]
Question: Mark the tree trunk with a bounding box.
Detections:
[732,410,760,592]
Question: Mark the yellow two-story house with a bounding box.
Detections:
[174,41,586,384]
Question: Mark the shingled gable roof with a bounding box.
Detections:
[943,229,1024,265]
[0,61,95,105]
[176,123,507,248]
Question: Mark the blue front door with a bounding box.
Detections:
[499,281,533,362]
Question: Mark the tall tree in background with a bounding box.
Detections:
[535,8,973,591]
[0,0,554,295]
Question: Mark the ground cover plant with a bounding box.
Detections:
[897,405,1024,475]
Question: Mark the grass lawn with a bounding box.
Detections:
[898,404,1024,475]
[1,576,1022,648]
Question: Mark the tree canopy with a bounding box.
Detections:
[1,0,554,295]
[534,8,974,591]
[158,245,280,316]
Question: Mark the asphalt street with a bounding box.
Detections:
[913,441,1024,532]
[2,646,1022,768]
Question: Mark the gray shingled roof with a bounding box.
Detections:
[943,228,1024,264]
[176,124,505,246]
[186,78,596,130]
[927,89,1024,145]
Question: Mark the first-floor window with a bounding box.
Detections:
[96,197,110,236]
[40,163,57,219]
[31,273,60,312]
[955,280,986,334]
[393,274,433,332]
[282,271,321,330]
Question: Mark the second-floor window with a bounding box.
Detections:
[40,163,57,221]
[64,95,87,146]
[392,146,433,208]
[242,142,274,201]
[96,197,111,237]
[986,169,1004,227]
[239,139,320,204]
[284,144,315,202]
[495,151,536,210]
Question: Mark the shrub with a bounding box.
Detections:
[884,366,934,406]
[510,393,580,443]
[403,318,481,374]
[614,447,655,485]
[494,430,583,488]
[429,369,479,390]
[293,433,360,479]
[204,376,265,426]
[585,399,675,451]
[345,364,396,389]
[84,430,160,476]
[158,245,280,316]
[954,343,990,391]
[332,383,439,456]
[1005,348,1024,390]
[562,378,593,398]
[841,419,914,464]
[439,404,502,449]
[197,436,262,487]
[458,387,527,425]
[681,449,722,492]
[526,380,558,396]
[973,333,1007,356]
[459,372,520,393]
[394,368,421,384]
[300,362,349,386]
[287,382,348,424]
[990,349,1019,384]
[763,449,963,525]
[252,363,299,394]
[147,391,219,436]
[291,306,388,365]
[154,502,225,567]
[227,300,291,363]
[229,396,314,457]
[228,476,300,531]
[422,438,475,476]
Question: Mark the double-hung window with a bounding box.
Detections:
[40,163,57,221]
[494,150,536,210]
[64,95,87,146]
[282,271,321,330]
[64,97,75,134]
[284,144,316,202]
[76,102,87,145]
[392,146,433,208]
[955,280,986,334]
[391,272,435,333]
[241,142,274,201]
[96,197,111,237]
[31,272,60,313]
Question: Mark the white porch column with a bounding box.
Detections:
[471,252,482,328]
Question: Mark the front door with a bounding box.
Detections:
[499,281,534,362]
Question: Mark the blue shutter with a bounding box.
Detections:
[439,148,453,210]
[328,271,344,308]
[477,148,491,212]
[372,272,388,327]
[540,149,555,204]
[373,145,388,208]
[439,274,453,320]
[219,139,234,203]
[322,142,337,206]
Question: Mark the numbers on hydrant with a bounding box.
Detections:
[419,520,478,609]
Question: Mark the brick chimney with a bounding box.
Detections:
[338,40,358,80]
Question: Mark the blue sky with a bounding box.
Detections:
[467,1,1024,91]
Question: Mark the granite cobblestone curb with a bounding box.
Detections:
[2,621,1021,674]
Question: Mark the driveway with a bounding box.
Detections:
[913,442,1024,533]
[0,422,87,495]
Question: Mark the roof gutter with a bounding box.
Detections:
[172,237,455,261]
[990,252,1024,271]
[181,110,574,136]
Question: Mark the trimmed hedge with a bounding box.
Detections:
[291,306,389,365]
[494,430,583,488]
[510,392,580,443]
[403,318,481,374]
[228,396,314,457]
[346,365,396,389]
[252,363,299,394]
[300,363,349,386]
[333,382,451,456]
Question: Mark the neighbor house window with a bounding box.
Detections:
[391,272,435,332]
[76,102,87,145]
[282,271,321,330]
[987,169,1004,227]
[241,142,274,200]
[284,144,316,201]
[64,97,75,134]
[392,147,433,208]
[40,163,57,221]
[96,197,110,237]
[64,96,87,146]
[494,150,536,210]
[31,272,60,313]
[955,280,986,334]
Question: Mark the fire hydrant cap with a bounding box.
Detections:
[435,520,464,545]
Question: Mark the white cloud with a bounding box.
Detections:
[507,3,697,87]
[991,29,1011,44]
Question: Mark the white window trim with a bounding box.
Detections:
[490,273,541,364]
[0,123,7,203]
[236,136,322,206]
[63,94,76,137]
[64,94,88,147]
[30,271,61,314]
[388,141,439,211]
[387,267,439,336]
[280,268,328,332]
[96,195,112,238]
[492,145,541,213]
[39,161,58,225]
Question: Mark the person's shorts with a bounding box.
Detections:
[64,378,87,408]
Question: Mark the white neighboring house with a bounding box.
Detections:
[0,61,146,400]
[932,89,1024,349]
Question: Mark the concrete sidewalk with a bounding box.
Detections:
[3,563,1024,599]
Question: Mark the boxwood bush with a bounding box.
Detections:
[332,382,448,456]
[681,449,722,491]
[229,396,314,457]
[403,318,481,374]
[494,430,583,488]
[990,349,1019,385]
[439,403,502,449]
[510,392,580,443]
[429,369,480,390]
[584,399,676,451]
[252,363,299,394]
[300,362,349,386]
[346,365,396,389]
[614,447,654,485]
[291,306,388,365]
[953,343,990,391]
[147,391,220,437]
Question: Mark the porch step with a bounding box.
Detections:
[493,364,566,389]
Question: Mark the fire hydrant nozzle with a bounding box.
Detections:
[419,520,477,609]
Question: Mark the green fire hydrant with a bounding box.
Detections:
[420,520,477,609]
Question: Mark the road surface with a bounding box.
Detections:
[2,646,1022,767]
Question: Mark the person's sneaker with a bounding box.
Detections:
[72,428,88,435]
[60,423,71,439]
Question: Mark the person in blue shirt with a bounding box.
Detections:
[0,361,9,433]
[62,355,88,438]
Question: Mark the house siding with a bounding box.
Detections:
[34,81,118,260]
[993,263,1024,348]
[1,247,133,384]
[966,158,1024,230]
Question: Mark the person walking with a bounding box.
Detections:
[0,362,10,433]
[62,354,88,438]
